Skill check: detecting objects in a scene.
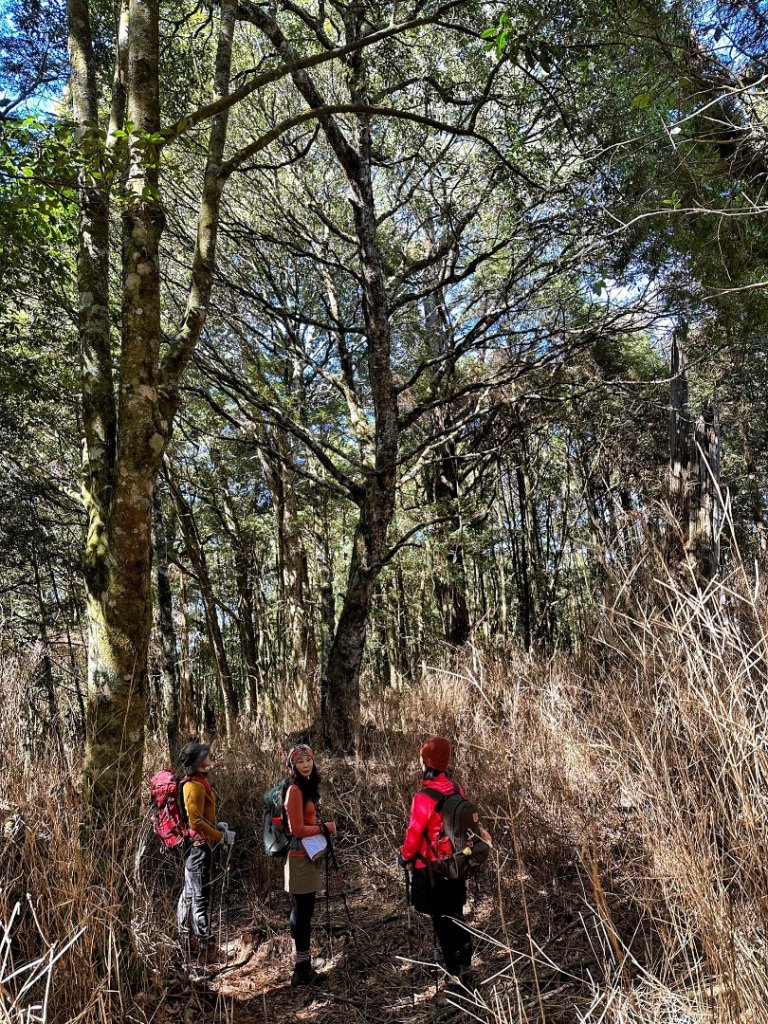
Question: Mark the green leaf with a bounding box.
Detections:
[630,92,652,110]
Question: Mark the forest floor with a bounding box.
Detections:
[171,858,592,1024]
[148,753,648,1024]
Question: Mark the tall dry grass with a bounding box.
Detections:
[362,565,768,1022]
[3,565,768,1022]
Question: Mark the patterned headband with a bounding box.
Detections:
[287,744,314,766]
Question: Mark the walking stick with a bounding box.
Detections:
[217,843,233,957]
[223,842,232,955]
[327,837,354,926]
[404,868,415,1008]
[325,848,332,949]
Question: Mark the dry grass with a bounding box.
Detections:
[3,567,768,1022]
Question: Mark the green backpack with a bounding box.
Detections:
[263,778,291,858]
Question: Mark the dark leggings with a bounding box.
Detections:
[411,869,472,976]
[289,892,317,955]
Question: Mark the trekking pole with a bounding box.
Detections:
[325,848,332,951]
[224,842,232,955]
[404,868,415,1009]
[327,838,354,927]
[217,843,233,956]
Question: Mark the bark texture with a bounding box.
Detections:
[68,0,238,812]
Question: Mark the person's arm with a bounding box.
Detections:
[284,785,323,838]
[184,781,224,843]
[401,792,432,863]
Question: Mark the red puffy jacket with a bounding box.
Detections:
[401,774,465,865]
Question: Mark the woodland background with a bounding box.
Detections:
[3,0,768,1022]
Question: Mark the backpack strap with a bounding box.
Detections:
[282,780,302,849]
[179,772,213,834]
[420,784,460,813]
[416,784,461,866]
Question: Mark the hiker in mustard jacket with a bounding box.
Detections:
[176,741,235,954]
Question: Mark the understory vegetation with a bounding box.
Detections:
[4,563,768,1023]
[4,0,768,1021]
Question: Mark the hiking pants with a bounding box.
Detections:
[177,842,213,944]
[289,892,316,958]
[412,870,472,976]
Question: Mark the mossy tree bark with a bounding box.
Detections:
[68,0,238,815]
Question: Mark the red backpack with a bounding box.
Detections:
[149,770,211,849]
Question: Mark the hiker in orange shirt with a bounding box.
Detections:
[283,744,336,986]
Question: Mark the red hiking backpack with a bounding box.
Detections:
[149,770,211,849]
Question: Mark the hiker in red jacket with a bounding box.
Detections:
[399,736,473,994]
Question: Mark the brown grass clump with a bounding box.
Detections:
[3,569,768,1022]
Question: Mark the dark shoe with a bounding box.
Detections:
[290,961,321,987]
[458,967,477,991]
[433,977,463,1005]
[195,941,228,965]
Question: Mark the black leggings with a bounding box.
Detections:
[289,892,317,955]
[410,869,472,975]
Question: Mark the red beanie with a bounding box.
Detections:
[420,736,451,772]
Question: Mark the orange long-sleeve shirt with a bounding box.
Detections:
[284,783,322,858]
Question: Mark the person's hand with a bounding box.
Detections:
[397,852,410,869]
[323,821,336,836]
[222,828,236,846]
[216,821,229,831]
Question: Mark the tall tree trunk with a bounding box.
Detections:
[68,0,237,811]
[422,284,470,647]
[72,0,163,812]
[246,8,399,747]
[428,437,471,647]
[249,416,316,702]
[167,470,239,735]
[689,395,722,580]
[177,571,196,738]
[222,497,262,718]
[667,326,691,568]
[152,486,180,751]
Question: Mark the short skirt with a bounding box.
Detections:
[284,853,323,895]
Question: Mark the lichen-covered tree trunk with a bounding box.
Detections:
[67,0,237,813]
[152,487,180,751]
[319,141,398,746]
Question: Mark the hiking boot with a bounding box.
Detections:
[195,941,230,965]
[433,976,464,1005]
[458,967,477,991]
[290,960,322,987]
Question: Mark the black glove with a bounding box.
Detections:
[397,852,409,869]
